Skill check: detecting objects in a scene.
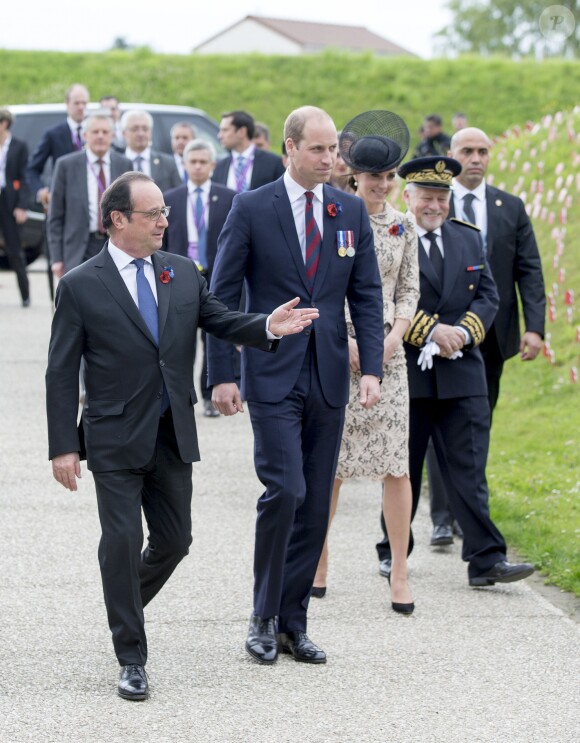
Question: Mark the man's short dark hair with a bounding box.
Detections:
[221,110,255,140]
[254,122,270,141]
[0,108,14,128]
[101,172,154,231]
[425,114,443,126]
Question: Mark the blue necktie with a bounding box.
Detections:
[133,258,159,344]
[235,155,248,193]
[194,187,207,269]
[133,259,170,412]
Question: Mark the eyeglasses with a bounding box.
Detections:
[124,207,171,221]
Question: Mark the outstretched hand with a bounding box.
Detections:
[269,297,319,336]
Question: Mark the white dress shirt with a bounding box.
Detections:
[86,149,111,233]
[107,241,158,305]
[126,146,152,177]
[283,170,324,261]
[67,116,83,149]
[452,179,487,246]
[174,153,186,182]
[227,143,256,191]
[186,179,211,244]
[416,225,443,258]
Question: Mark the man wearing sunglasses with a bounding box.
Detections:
[46,172,320,701]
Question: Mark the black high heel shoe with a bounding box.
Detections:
[311,586,327,599]
[388,574,415,615]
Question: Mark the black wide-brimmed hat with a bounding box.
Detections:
[339,110,410,173]
[397,156,462,189]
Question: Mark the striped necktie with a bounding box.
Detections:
[304,191,321,287]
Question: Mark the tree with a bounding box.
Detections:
[435,0,580,59]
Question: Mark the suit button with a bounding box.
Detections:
[468,284,475,290]
[156,392,162,399]
[434,314,439,319]
[304,329,311,336]
[310,302,316,308]
[159,360,166,367]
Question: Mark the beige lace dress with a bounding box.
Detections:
[336,204,419,480]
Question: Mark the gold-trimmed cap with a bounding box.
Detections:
[398,156,462,190]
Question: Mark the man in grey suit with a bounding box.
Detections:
[46,171,318,701]
[122,110,181,194]
[47,112,132,278]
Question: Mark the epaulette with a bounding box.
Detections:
[459,311,485,346]
[450,217,481,231]
[404,310,438,348]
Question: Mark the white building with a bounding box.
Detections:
[194,15,415,56]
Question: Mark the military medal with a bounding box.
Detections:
[337,231,347,257]
[345,230,355,257]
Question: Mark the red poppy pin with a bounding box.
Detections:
[327,201,343,218]
[160,266,174,284]
[12,180,21,191]
[389,223,405,236]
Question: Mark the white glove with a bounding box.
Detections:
[418,342,463,371]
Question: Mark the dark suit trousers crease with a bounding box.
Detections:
[0,192,29,301]
[93,412,193,666]
[248,341,345,632]
[378,396,506,575]
[427,329,505,527]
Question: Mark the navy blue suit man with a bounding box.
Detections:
[214,109,286,193]
[377,156,534,588]
[164,138,236,415]
[426,129,546,543]
[26,84,89,209]
[207,106,384,665]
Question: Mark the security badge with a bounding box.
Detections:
[337,230,355,257]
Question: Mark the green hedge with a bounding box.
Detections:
[2,49,580,150]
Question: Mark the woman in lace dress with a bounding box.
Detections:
[313,111,419,613]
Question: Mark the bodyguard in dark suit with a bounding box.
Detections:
[122,110,181,194]
[426,127,546,542]
[208,106,384,665]
[26,83,89,209]
[164,138,236,415]
[46,171,319,700]
[214,110,286,192]
[0,108,31,305]
[47,113,132,277]
[376,156,534,588]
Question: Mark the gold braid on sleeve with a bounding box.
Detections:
[404,310,438,347]
[459,311,486,346]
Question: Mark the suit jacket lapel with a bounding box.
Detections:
[312,186,335,294]
[272,180,311,295]
[94,245,157,345]
[152,251,171,342]
[485,185,497,258]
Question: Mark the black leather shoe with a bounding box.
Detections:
[245,614,278,664]
[430,524,454,546]
[203,400,220,418]
[469,560,535,587]
[378,558,392,579]
[311,586,326,599]
[392,600,415,615]
[278,632,326,663]
[118,664,149,701]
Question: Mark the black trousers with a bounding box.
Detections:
[248,343,344,632]
[0,192,29,302]
[377,396,506,577]
[427,330,504,526]
[93,412,193,666]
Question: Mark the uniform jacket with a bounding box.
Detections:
[404,219,499,399]
[1,137,30,211]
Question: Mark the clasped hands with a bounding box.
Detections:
[418,323,465,371]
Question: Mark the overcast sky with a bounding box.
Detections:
[2,1,451,59]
